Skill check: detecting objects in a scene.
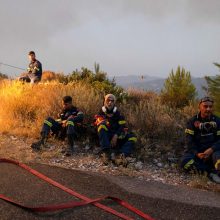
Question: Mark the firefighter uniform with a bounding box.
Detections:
[42,106,83,140]
[28,59,42,81]
[19,59,42,83]
[181,113,220,173]
[32,105,83,154]
[95,107,137,156]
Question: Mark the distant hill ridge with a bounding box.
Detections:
[112,75,208,98]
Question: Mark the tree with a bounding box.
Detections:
[205,63,220,114]
[161,66,197,108]
[94,62,100,74]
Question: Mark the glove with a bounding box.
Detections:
[27,67,32,73]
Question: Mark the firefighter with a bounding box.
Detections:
[180,96,220,183]
[31,96,84,156]
[19,51,42,83]
[94,94,137,163]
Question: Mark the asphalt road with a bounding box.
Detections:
[0,163,220,220]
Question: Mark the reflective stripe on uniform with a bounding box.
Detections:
[118,120,126,125]
[67,121,74,126]
[185,129,194,135]
[215,159,220,170]
[217,130,220,136]
[34,66,40,71]
[77,111,83,115]
[128,137,137,142]
[98,124,108,133]
[44,120,52,127]
[184,159,194,170]
[118,134,126,139]
[96,119,105,126]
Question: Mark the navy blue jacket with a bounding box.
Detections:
[185,113,220,154]
[59,106,84,123]
[28,59,42,79]
[97,107,126,135]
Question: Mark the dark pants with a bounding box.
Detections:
[42,117,78,140]
[180,150,220,174]
[18,73,41,84]
[97,123,137,156]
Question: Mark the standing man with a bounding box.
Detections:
[181,97,220,183]
[19,51,42,83]
[94,94,137,164]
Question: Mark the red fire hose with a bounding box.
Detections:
[0,158,155,220]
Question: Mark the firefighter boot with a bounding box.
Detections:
[65,134,74,156]
[31,132,47,151]
[100,148,111,165]
[114,153,128,167]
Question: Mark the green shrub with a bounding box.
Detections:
[161,66,197,109]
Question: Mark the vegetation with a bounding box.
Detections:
[0,64,208,159]
[0,78,197,159]
[205,63,220,115]
[42,63,124,101]
[0,72,8,80]
[0,80,102,137]
[1,63,220,192]
[161,66,197,109]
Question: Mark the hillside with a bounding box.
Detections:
[114,75,208,97]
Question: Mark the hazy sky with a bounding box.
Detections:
[0,0,220,78]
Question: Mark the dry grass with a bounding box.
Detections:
[2,81,220,193]
[188,173,220,192]
[0,80,102,137]
[121,89,192,148]
[0,80,197,158]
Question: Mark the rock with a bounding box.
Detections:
[85,145,91,151]
[127,163,135,169]
[53,159,62,163]
[153,159,158,164]
[164,164,169,169]
[157,162,163,168]
[171,163,177,169]
[167,157,178,163]
[134,161,143,170]
[138,176,144,180]
[126,157,136,163]
[93,147,101,155]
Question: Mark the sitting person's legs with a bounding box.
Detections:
[119,133,137,157]
[180,152,212,173]
[31,117,61,150]
[64,118,78,156]
[18,74,31,83]
[212,150,220,173]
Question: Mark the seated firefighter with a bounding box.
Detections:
[19,51,42,84]
[31,96,84,156]
[94,94,137,163]
[181,97,220,183]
